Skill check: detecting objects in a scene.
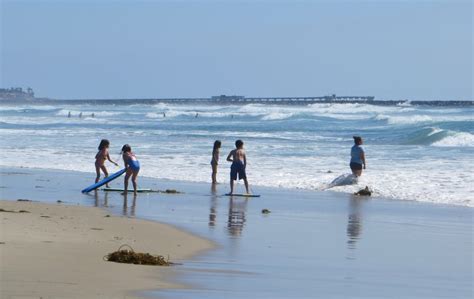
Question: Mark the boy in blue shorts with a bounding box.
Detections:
[226,140,250,195]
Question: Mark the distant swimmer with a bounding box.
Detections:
[79,112,83,118]
[163,112,166,118]
[350,136,366,177]
[195,113,199,118]
[226,140,250,195]
[91,113,95,118]
[68,111,71,118]
[211,140,222,184]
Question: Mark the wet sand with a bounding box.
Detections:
[0,199,213,298]
[1,167,472,299]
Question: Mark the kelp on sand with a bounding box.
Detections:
[105,244,174,266]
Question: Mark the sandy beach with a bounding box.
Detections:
[1,167,472,299]
[0,199,213,298]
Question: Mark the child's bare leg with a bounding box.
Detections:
[212,165,217,183]
[101,166,109,187]
[244,178,250,194]
[95,165,101,183]
[131,171,139,195]
[229,179,234,194]
[123,171,131,195]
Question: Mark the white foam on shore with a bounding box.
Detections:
[1,145,472,207]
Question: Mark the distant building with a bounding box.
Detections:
[0,87,35,100]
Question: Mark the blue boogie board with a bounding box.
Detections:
[81,168,127,193]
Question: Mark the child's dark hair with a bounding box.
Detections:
[353,136,362,144]
[213,140,222,152]
[98,139,110,150]
[121,144,132,153]
[235,140,244,148]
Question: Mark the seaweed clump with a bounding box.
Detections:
[164,189,181,194]
[354,186,372,196]
[105,244,172,266]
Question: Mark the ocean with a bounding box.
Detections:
[0,100,473,207]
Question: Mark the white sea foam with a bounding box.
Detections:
[375,114,473,125]
[427,127,444,136]
[261,112,294,120]
[432,132,474,147]
[0,105,59,112]
[397,101,412,107]
[375,114,433,125]
[145,112,164,119]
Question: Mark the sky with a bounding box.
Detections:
[1,0,472,100]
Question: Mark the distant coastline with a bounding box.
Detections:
[1,88,472,106]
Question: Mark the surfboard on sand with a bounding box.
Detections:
[225,193,261,197]
[81,168,127,193]
[102,188,153,193]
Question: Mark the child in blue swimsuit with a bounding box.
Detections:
[121,144,140,195]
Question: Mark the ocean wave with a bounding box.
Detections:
[397,101,412,107]
[402,127,474,147]
[145,112,165,119]
[308,103,414,114]
[0,105,60,112]
[432,132,474,147]
[261,112,294,121]
[375,114,434,125]
[375,114,473,125]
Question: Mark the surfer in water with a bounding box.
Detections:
[121,144,140,195]
[211,140,221,184]
[95,139,119,188]
[226,140,250,195]
[350,136,366,177]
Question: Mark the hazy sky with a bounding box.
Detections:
[1,0,472,100]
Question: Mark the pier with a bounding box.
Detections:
[208,94,375,104]
[2,92,472,107]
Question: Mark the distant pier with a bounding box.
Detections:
[1,92,472,106]
[206,94,375,104]
[125,94,376,105]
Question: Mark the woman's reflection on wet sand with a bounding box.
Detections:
[347,197,365,251]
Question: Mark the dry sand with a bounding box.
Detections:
[0,199,214,298]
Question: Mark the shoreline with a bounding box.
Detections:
[3,165,472,209]
[0,199,214,298]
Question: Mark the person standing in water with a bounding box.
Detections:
[226,140,250,194]
[95,139,118,187]
[121,144,140,195]
[350,136,366,177]
[211,140,221,184]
